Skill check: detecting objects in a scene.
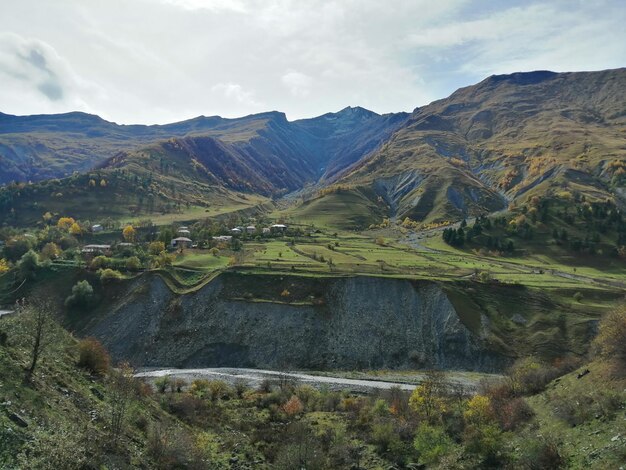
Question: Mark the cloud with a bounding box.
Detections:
[0,0,624,123]
[211,82,262,107]
[281,71,313,97]
[0,32,103,114]
[159,0,248,12]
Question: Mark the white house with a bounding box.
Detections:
[270,224,287,232]
[246,225,256,234]
[171,237,192,248]
[231,228,242,235]
[91,224,103,233]
[81,244,111,254]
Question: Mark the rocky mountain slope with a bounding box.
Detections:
[1,68,624,226]
[325,68,626,223]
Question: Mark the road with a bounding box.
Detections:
[135,367,499,394]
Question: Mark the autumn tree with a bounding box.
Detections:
[57,217,75,231]
[408,371,448,423]
[69,222,82,236]
[0,258,10,274]
[148,241,165,255]
[40,242,61,261]
[122,225,136,242]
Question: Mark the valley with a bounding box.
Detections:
[1,67,625,469]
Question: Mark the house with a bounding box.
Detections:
[118,242,134,248]
[212,235,233,242]
[81,244,111,254]
[270,224,287,232]
[246,225,256,234]
[91,224,103,233]
[262,227,271,235]
[231,228,242,235]
[177,229,191,236]
[171,237,192,248]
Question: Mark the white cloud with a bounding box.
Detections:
[211,82,262,107]
[0,32,103,116]
[281,71,313,97]
[0,0,624,123]
[159,0,248,12]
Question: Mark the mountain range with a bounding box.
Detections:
[0,68,624,226]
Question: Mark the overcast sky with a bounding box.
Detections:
[0,0,624,124]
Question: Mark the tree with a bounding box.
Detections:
[99,179,107,188]
[57,217,75,231]
[464,395,495,426]
[108,363,135,449]
[125,256,141,271]
[18,250,40,279]
[413,423,453,466]
[409,371,448,422]
[19,298,56,382]
[65,280,95,309]
[40,242,61,261]
[148,241,165,255]
[69,222,82,236]
[0,258,10,274]
[122,225,136,242]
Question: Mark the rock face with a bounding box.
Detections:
[84,273,508,371]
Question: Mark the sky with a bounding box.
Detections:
[0,0,624,124]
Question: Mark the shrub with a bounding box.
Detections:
[573,291,583,302]
[282,395,304,416]
[190,379,210,398]
[154,376,171,394]
[99,268,122,282]
[77,338,110,375]
[18,250,40,278]
[496,397,534,431]
[413,423,453,466]
[125,256,141,271]
[592,305,626,376]
[65,280,95,309]
[464,395,495,426]
[90,255,109,270]
[519,436,566,469]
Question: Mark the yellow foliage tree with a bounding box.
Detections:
[409,373,447,422]
[100,179,107,187]
[464,395,494,426]
[122,225,136,242]
[40,242,61,261]
[57,217,76,231]
[0,258,10,274]
[70,222,82,236]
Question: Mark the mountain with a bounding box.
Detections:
[0,108,407,186]
[1,68,625,227]
[320,68,626,224]
[0,108,407,224]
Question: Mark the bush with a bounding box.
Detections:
[519,436,566,469]
[592,305,626,376]
[18,250,40,278]
[77,338,110,375]
[282,395,304,416]
[99,268,123,282]
[573,291,584,302]
[65,280,95,310]
[153,376,170,394]
[413,423,453,466]
[125,256,141,271]
[148,241,166,255]
[496,397,534,431]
